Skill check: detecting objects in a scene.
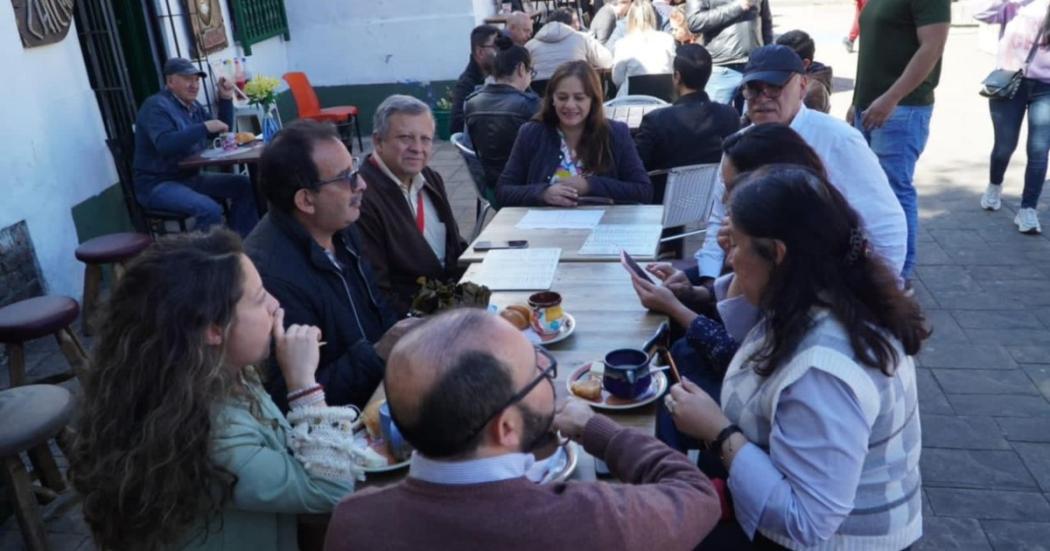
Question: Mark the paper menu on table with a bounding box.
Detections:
[469,248,561,291]
[577,224,663,256]
[515,209,605,230]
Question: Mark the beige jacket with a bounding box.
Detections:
[526,22,613,80]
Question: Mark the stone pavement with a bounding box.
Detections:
[3,1,1050,549]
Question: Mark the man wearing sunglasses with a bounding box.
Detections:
[326,308,721,551]
[245,120,421,412]
[694,45,907,290]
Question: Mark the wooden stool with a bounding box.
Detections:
[74,232,151,334]
[0,296,88,388]
[0,384,75,550]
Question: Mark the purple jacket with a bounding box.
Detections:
[496,120,653,206]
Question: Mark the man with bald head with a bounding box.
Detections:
[325,308,720,551]
[506,11,533,46]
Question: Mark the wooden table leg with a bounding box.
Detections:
[82,264,102,336]
[6,342,26,387]
[55,328,88,382]
[26,443,65,493]
[2,455,48,551]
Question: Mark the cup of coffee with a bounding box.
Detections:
[602,348,652,400]
[528,291,564,337]
[212,132,237,151]
[379,401,412,461]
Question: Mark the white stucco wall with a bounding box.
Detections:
[283,0,491,86]
[0,13,117,299]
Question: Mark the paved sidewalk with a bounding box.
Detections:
[3,2,1049,549]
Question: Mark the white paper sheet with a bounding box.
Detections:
[577,224,663,256]
[470,248,561,291]
[515,209,605,230]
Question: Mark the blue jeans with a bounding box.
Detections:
[855,104,932,280]
[142,173,259,237]
[706,64,745,106]
[989,78,1050,209]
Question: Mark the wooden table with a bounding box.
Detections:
[178,141,267,216]
[458,205,664,266]
[461,260,667,481]
[605,104,666,130]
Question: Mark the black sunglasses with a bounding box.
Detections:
[455,346,558,447]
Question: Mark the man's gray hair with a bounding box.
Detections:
[372,94,433,138]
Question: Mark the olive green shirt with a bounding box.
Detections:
[853,0,951,109]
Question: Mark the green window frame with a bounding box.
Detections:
[231,0,290,55]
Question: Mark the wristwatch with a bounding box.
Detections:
[708,424,743,461]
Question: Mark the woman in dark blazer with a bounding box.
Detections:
[496,60,653,207]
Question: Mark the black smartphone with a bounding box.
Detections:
[474,240,529,251]
[620,250,655,283]
[594,458,614,479]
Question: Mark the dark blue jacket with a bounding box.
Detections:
[132,89,233,196]
[496,120,653,206]
[244,208,397,412]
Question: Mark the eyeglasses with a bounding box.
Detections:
[314,157,362,191]
[741,80,789,100]
[456,346,558,447]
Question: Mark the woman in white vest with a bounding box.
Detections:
[663,165,928,550]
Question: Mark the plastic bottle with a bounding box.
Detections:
[234,58,246,90]
[241,57,252,83]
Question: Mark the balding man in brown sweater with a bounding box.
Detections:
[324,309,721,551]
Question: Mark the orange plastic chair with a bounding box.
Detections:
[282,71,364,152]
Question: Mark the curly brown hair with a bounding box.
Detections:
[69,229,252,550]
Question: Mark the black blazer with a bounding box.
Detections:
[634,91,741,172]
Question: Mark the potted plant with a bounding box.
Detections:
[244,75,282,143]
[421,81,454,140]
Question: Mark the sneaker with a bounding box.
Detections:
[980,183,1002,211]
[1014,207,1042,234]
[843,37,855,53]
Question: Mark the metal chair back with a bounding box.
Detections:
[661,163,721,229]
[450,132,495,239]
[603,95,669,108]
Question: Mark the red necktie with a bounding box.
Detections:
[415,190,425,233]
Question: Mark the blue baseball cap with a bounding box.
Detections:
[741,45,805,87]
[163,58,207,78]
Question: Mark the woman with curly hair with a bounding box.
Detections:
[70,229,360,550]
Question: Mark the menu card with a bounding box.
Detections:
[515,209,605,230]
[577,224,663,256]
[470,248,562,291]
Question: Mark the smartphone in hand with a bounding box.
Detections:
[620,250,654,284]
[474,240,529,251]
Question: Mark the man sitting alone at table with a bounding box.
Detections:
[357,95,467,316]
[325,308,721,551]
[244,120,420,411]
[133,57,259,236]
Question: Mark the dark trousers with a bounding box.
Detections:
[989,78,1050,208]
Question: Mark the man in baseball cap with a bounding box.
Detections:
[739,44,807,125]
[131,58,259,236]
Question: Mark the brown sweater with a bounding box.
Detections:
[356,155,467,316]
[323,416,720,551]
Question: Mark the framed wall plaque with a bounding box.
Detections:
[11,0,76,48]
[186,0,229,57]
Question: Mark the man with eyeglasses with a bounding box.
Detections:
[356,95,467,316]
[694,45,907,288]
[451,25,502,135]
[325,308,721,551]
[245,120,421,412]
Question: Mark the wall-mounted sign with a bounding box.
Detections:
[11,0,76,48]
[186,0,229,57]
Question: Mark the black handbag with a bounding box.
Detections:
[981,39,1041,99]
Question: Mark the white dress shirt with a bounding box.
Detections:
[695,105,907,281]
[372,154,448,267]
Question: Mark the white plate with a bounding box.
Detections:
[566,362,669,411]
[524,313,576,345]
[353,430,411,474]
[544,441,578,484]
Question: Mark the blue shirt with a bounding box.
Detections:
[132,89,234,195]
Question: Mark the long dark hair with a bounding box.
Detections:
[70,229,251,550]
[535,60,612,174]
[723,124,828,182]
[729,165,929,376]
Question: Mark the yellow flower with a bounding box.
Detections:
[244,75,281,106]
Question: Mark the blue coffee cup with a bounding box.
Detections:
[379,402,412,461]
[602,348,653,400]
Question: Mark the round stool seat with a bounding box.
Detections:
[0,296,80,343]
[0,385,74,457]
[75,232,151,264]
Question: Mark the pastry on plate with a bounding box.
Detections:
[570,375,602,401]
[500,307,529,330]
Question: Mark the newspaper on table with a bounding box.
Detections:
[470,248,562,291]
[515,209,605,230]
[577,224,663,257]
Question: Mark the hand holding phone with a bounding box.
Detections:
[620,250,655,284]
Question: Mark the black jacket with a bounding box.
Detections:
[634,91,741,172]
[244,208,398,411]
[464,83,541,193]
[450,57,486,135]
[686,0,773,65]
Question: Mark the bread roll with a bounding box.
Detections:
[571,376,602,401]
[500,308,529,330]
[362,400,383,438]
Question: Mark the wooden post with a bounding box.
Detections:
[54,328,88,382]
[1,455,48,551]
[6,343,26,387]
[26,443,65,494]
[82,264,102,336]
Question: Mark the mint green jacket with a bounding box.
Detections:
[172,384,353,550]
